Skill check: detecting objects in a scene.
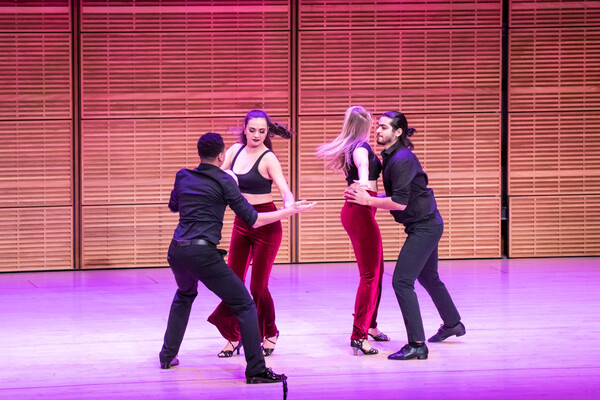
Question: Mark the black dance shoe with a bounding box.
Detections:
[246,367,287,384]
[428,322,466,343]
[350,338,379,355]
[160,355,180,369]
[262,331,279,356]
[217,340,242,358]
[368,331,391,342]
[247,368,288,399]
[388,343,428,360]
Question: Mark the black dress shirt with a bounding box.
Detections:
[168,163,258,245]
[381,141,437,225]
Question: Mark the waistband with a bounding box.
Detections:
[249,201,277,212]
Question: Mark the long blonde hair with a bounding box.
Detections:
[316,106,373,172]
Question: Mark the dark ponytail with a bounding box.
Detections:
[381,111,416,150]
[239,110,295,150]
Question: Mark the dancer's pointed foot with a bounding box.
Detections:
[368,328,390,342]
[262,331,279,356]
[217,340,242,358]
[428,322,466,342]
[350,338,378,355]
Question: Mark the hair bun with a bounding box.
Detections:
[406,127,416,137]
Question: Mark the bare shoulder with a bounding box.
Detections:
[263,150,282,167]
[353,146,368,156]
[227,142,244,154]
[352,145,369,162]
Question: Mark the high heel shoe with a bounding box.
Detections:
[368,331,390,342]
[217,340,242,358]
[262,331,279,356]
[350,338,378,356]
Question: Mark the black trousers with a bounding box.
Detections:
[160,241,265,377]
[392,211,461,342]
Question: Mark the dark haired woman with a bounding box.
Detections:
[208,110,293,358]
[345,111,465,360]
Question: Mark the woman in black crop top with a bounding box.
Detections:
[317,106,389,356]
[208,110,294,358]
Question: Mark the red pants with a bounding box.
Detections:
[341,192,384,340]
[208,202,282,341]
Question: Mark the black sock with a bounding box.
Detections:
[409,341,425,347]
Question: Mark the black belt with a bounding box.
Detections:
[173,239,212,247]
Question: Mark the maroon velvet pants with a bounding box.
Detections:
[208,202,282,341]
[341,192,385,340]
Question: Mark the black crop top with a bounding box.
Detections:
[231,145,274,195]
[345,142,382,185]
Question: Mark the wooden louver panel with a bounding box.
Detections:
[509,112,600,196]
[509,27,600,112]
[435,197,500,259]
[81,0,290,32]
[0,33,72,120]
[297,199,353,263]
[510,196,600,257]
[297,116,358,201]
[299,0,501,30]
[0,0,71,32]
[81,117,291,205]
[510,0,600,27]
[0,120,72,207]
[0,207,72,271]
[298,29,501,115]
[81,32,290,119]
[82,204,179,269]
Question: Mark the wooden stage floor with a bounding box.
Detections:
[1,257,599,399]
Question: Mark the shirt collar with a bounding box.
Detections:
[195,163,221,172]
[381,140,405,161]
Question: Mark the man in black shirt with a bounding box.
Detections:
[159,132,315,385]
[345,111,465,361]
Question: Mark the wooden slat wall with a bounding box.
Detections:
[297,0,502,261]
[510,0,600,27]
[0,1,73,271]
[510,195,600,257]
[3,1,598,271]
[79,1,292,268]
[299,0,501,29]
[508,1,600,257]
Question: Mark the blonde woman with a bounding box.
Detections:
[317,106,389,355]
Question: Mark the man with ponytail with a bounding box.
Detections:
[344,111,465,360]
